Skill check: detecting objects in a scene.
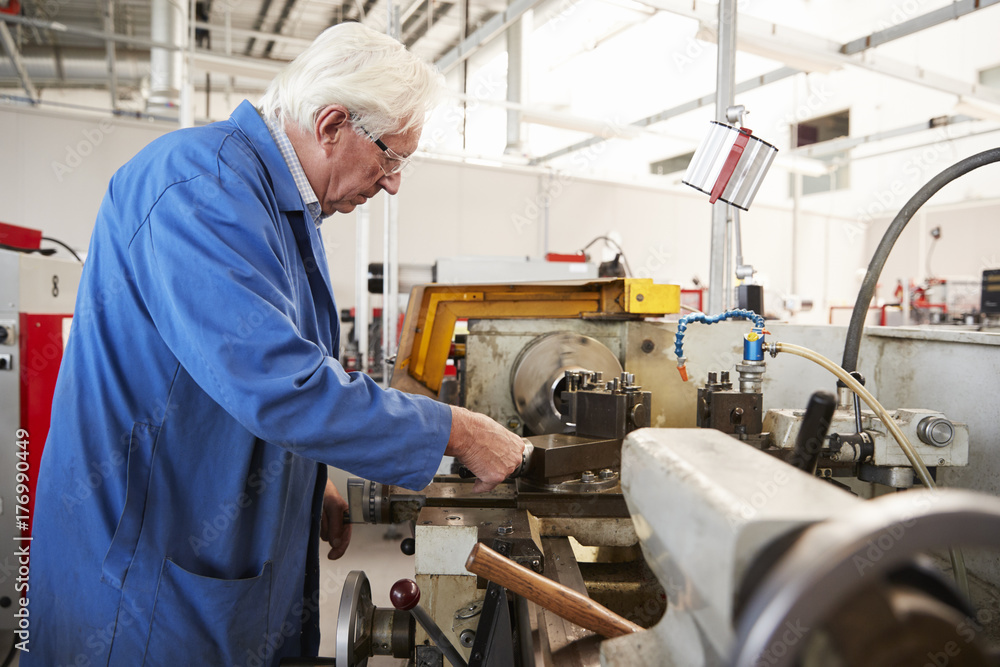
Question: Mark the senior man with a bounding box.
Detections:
[24,22,524,666]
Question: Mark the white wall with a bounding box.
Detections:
[863,198,1000,306]
[0,99,869,326]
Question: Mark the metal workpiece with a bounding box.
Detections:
[616,428,861,663]
[764,407,969,469]
[510,332,623,435]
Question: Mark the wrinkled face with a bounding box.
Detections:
[319,123,420,216]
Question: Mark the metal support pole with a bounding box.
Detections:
[724,209,733,310]
[459,0,469,150]
[382,1,401,385]
[224,6,234,108]
[181,0,195,127]
[355,204,371,374]
[504,5,526,154]
[707,0,737,315]
[383,196,399,385]
[791,172,802,295]
[0,22,39,101]
[103,0,118,110]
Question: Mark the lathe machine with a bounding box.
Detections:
[325,278,1000,667]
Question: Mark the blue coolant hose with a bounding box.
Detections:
[674,309,765,381]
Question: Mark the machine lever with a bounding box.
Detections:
[789,391,837,475]
[391,579,469,667]
[465,542,642,639]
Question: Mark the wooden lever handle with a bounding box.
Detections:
[465,542,642,639]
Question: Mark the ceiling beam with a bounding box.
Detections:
[194,21,314,49]
[0,22,39,101]
[790,114,979,159]
[1,13,181,51]
[530,66,797,165]
[263,0,302,57]
[434,0,543,74]
[841,0,1000,55]
[243,0,277,56]
[0,15,287,81]
[534,0,1000,163]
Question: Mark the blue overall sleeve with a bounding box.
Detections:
[125,167,450,491]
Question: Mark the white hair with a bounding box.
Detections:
[258,22,444,139]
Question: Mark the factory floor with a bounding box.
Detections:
[0,523,415,666]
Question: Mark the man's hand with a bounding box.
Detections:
[320,479,352,560]
[445,406,525,493]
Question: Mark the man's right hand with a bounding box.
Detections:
[445,406,525,493]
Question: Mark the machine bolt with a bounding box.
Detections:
[598,469,615,480]
[720,371,730,383]
[636,293,644,302]
[708,372,718,384]
[530,559,541,571]
[460,629,476,648]
[917,416,955,447]
[730,407,744,425]
[497,524,514,535]
[581,471,597,483]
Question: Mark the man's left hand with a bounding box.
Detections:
[320,479,352,560]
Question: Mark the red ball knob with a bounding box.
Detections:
[390,578,421,611]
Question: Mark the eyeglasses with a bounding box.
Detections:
[353,119,411,177]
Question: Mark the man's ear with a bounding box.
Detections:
[314,105,351,153]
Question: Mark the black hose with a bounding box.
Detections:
[41,236,83,263]
[841,147,1000,373]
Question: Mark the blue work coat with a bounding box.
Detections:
[24,100,451,666]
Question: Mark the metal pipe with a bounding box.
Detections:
[149,0,185,113]
[723,209,733,310]
[103,0,117,110]
[383,195,399,385]
[356,204,371,374]
[707,0,737,315]
[0,13,180,51]
[0,22,38,101]
[505,4,525,154]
